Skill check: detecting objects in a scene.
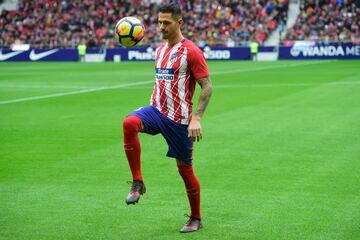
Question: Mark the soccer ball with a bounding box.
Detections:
[114,17,145,48]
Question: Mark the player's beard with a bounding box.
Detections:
[161,31,169,39]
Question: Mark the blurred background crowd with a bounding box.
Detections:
[0,0,359,49]
[283,0,360,45]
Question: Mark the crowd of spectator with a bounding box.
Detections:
[283,0,360,44]
[0,0,289,49]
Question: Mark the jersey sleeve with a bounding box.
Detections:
[188,46,209,81]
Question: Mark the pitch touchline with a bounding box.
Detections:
[215,81,360,88]
[0,61,334,105]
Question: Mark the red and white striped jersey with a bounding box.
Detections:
[150,39,209,125]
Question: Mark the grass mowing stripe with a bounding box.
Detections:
[211,60,336,75]
[111,80,360,90]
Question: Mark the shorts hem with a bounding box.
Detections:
[166,153,192,165]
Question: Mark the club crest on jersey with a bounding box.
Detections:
[156,68,174,81]
[169,53,179,64]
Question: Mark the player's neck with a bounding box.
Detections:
[167,33,184,46]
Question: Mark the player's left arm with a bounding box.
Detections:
[188,76,213,142]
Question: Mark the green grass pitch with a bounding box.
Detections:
[1,60,360,239]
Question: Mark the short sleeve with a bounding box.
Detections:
[188,47,209,81]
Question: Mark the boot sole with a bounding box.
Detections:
[180,224,203,233]
[125,199,139,205]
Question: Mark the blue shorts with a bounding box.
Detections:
[130,106,193,164]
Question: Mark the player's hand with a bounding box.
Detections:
[188,116,202,142]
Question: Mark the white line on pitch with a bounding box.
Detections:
[215,81,360,88]
[0,61,335,105]
[0,84,91,89]
[0,80,153,105]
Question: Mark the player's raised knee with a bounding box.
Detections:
[123,115,142,133]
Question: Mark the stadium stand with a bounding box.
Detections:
[0,0,289,49]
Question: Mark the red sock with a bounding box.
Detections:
[177,163,201,220]
[123,115,143,181]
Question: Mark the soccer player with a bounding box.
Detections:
[122,2,212,233]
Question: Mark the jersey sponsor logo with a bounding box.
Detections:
[29,49,59,61]
[155,68,174,81]
[0,50,24,61]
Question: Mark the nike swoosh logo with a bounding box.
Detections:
[29,49,58,61]
[0,50,24,61]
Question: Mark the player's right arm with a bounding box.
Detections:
[194,77,213,119]
[188,76,213,142]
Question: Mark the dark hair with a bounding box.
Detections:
[159,2,182,18]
